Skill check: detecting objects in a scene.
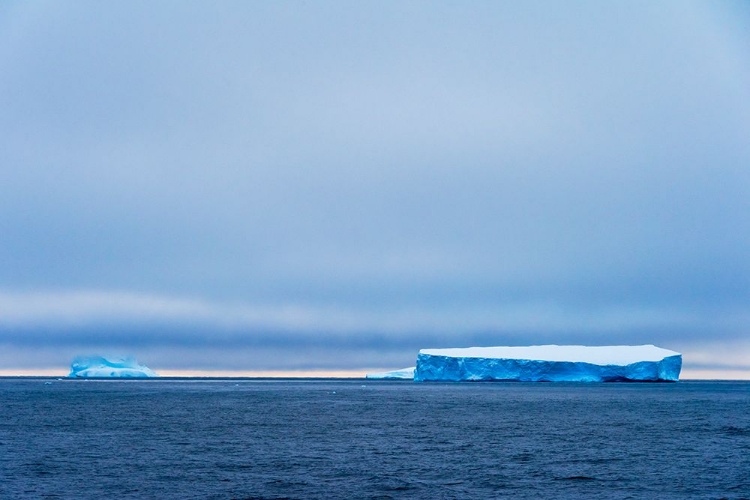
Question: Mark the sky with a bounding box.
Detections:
[1,1,749,377]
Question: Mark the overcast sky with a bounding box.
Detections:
[1,1,749,376]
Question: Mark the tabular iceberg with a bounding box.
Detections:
[414,345,681,382]
[366,367,416,380]
[68,356,158,378]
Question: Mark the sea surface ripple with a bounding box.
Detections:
[1,379,748,499]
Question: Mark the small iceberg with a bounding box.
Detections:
[365,367,416,380]
[68,355,158,378]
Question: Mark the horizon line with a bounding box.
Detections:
[1,368,749,380]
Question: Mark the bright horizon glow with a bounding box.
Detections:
[0,368,747,381]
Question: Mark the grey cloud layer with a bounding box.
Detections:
[0,290,747,371]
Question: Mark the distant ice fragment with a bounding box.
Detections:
[68,355,158,378]
[414,345,681,382]
[365,367,415,380]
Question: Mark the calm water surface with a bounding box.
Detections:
[1,379,748,499]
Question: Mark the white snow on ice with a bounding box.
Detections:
[419,345,680,365]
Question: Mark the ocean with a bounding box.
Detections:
[1,379,748,499]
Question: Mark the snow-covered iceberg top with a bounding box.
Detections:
[68,356,158,378]
[366,367,415,380]
[415,345,681,382]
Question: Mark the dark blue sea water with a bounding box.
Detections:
[1,379,748,499]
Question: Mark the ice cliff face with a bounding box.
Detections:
[365,367,415,380]
[414,345,681,382]
[68,356,158,378]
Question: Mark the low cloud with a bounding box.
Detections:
[1,289,748,373]
[0,288,740,337]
